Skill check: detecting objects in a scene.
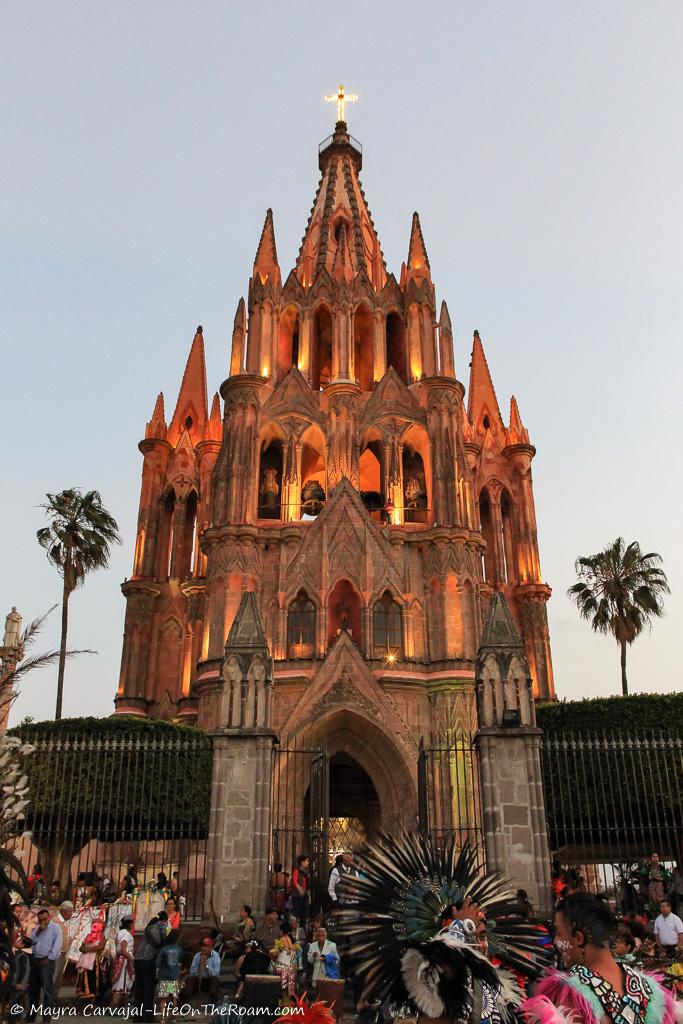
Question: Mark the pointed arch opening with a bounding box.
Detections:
[353,304,374,391]
[500,489,516,585]
[311,304,333,391]
[177,490,198,579]
[157,489,176,579]
[277,305,300,383]
[386,312,407,384]
[328,752,380,853]
[300,425,326,519]
[287,590,316,659]
[373,589,403,659]
[479,490,496,584]
[327,579,362,648]
[402,425,430,524]
[258,437,283,520]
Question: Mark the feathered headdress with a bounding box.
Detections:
[335,831,551,1018]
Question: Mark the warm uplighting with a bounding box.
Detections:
[385,650,397,665]
[262,364,269,377]
[325,83,357,122]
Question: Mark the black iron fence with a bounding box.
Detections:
[541,730,683,905]
[270,742,329,910]
[9,730,212,919]
[417,731,484,858]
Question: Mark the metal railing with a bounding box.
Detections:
[541,730,683,906]
[417,732,484,859]
[8,730,213,919]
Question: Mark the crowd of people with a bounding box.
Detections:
[1,852,358,1020]
[3,845,683,1023]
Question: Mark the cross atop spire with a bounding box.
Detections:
[325,83,357,125]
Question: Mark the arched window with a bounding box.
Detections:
[353,305,374,391]
[287,591,316,657]
[386,312,407,384]
[373,591,402,658]
[311,305,333,390]
[277,306,300,382]
[258,439,283,519]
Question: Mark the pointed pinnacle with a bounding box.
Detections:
[407,211,430,271]
[253,208,281,285]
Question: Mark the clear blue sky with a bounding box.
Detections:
[2,1,681,723]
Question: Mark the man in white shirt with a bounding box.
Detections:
[53,901,77,998]
[654,899,683,956]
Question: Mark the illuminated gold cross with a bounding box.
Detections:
[325,84,358,123]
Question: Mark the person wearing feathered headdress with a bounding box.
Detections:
[334,830,553,1024]
[524,892,681,1024]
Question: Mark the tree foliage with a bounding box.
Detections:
[8,718,212,859]
[37,488,121,718]
[537,693,683,735]
[567,537,670,696]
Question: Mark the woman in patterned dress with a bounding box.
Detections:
[525,892,677,1024]
[110,915,135,1006]
[271,921,299,999]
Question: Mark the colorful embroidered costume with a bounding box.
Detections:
[525,964,677,1024]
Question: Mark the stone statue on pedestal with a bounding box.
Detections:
[3,608,22,650]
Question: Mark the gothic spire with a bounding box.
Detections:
[479,592,525,651]
[253,208,281,287]
[168,326,209,447]
[406,211,431,280]
[467,330,504,433]
[145,392,167,440]
[230,297,247,376]
[508,395,530,445]
[204,392,222,442]
[295,125,386,290]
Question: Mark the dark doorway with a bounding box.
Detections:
[328,753,380,856]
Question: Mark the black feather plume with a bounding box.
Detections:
[335,830,551,1008]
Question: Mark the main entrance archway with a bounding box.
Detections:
[304,706,416,836]
[271,707,416,907]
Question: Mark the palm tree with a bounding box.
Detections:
[37,489,121,719]
[568,537,670,696]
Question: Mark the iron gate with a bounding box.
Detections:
[417,731,484,857]
[541,730,683,904]
[7,729,213,919]
[271,741,329,910]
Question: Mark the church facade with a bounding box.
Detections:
[115,117,554,842]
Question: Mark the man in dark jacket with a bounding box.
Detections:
[133,912,168,1021]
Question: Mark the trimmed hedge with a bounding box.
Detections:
[9,715,203,740]
[537,693,683,736]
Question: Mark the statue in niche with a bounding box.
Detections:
[301,479,325,518]
[404,473,426,508]
[260,467,280,510]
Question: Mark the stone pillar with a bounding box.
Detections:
[203,591,277,921]
[474,592,552,914]
[205,731,274,920]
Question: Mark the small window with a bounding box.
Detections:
[185,415,194,429]
[288,592,316,657]
[482,415,490,430]
[373,592,402,657]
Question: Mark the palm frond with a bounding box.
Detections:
[6,648,95,686]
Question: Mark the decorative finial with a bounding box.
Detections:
[197,325,203,334]
[473,329,480,338]
[325,83,357,124]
